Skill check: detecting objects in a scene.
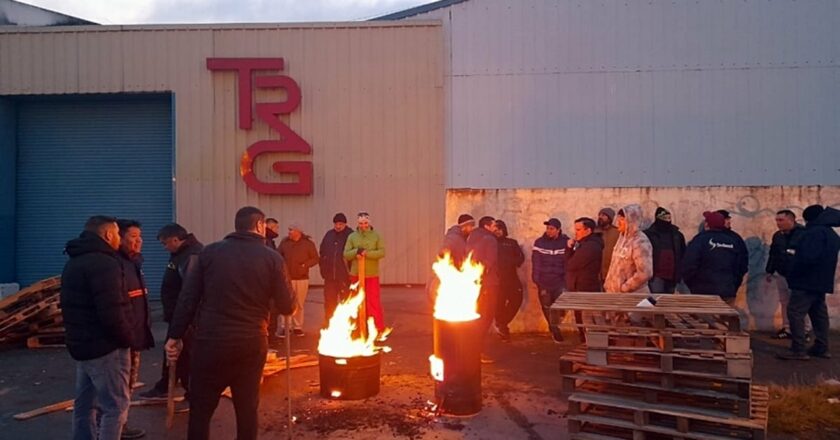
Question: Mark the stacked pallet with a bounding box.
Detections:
[550,293,768,440]
[0,276,64,348]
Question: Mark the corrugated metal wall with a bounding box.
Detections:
[0,22,444,284]
[408,0,840,188]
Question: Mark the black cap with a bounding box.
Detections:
[543,218,561,229]
[457,214,475,226]
[716,209,731,219]
[333,213,347,223]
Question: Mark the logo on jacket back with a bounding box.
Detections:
[708,239,734,250]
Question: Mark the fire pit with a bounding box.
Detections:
[429,253,484,416]
[317,284,388,400]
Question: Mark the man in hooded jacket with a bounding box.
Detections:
[643,207,687,293]
[777,205,840,360]
[467,216,500,337]
[493,219,525,341]
[604,205,654,294]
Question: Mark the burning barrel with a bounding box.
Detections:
[317,284,388,400]
[319,352,381,400]
[429,253,484,416]
[431,319,482,415]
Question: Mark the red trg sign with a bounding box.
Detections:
[207,58,312,195]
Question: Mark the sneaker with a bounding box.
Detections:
[137,387,167,401]
[773,329,792,339]
[807,349,832,359]
[293,329,305,337]
[121,426,146,439]
[776,351,810,361]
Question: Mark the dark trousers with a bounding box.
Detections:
[477,284,499,336]
[323,280,347,325]
[495,281,523,331]
[649,277,676,294]
[538,286,564,338]
[188,336,268,440]
[154,327,192,396]
[788,290,830,354]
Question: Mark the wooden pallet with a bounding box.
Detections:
[561,348,752,397]
[567,385,769,440]
[0,295,60,336]
[563,374,751,418]
[586,329,750,354]
[0,276,60,313]
[550,293,741,333]
[26,330,65,349]
[585,347,752,379]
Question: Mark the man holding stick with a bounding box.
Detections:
[165,207,295,440]
[344,212,386,334]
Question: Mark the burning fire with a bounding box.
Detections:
[318,284,389,358]
[431,252,484,322]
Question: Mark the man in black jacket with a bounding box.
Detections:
[165,207,295,440]
[765,210,806,339]
[466,216,499,337]
[777,205,840,360]
[139,223,203,401]
[493,219,525,341]
[643,207,686,293]
[319,213,353,325]
[682,211,748,304]
[61,215,134,440]
[565,217,604,292]
[116,219,153,439]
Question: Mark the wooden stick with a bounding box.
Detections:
[357,255,367,340]
[13,399,74,421]
[166,360,177,429]
[285,323,293,440]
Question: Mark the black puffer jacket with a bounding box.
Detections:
[643,220,687,282]
[565,233,604,292]
[167,232,295,341]
[60,232,133,361]
[319,227,353,282]
[117,251,154,350]
[787,207,840,293]
[532,233,569,290]
[160,234,203,323]
[682,228,749,298]
[497,236,525,288]
[765,225,805,277]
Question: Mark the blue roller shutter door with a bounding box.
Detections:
[15,94,173,297]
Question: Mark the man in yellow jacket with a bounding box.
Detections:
[344,212,386,332]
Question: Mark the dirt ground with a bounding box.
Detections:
[1,287,838,439]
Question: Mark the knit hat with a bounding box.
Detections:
[599,207,616,222]
[457,214,475,226]
[655,207,671,221]
[333,213,347,224]
[803,205,825,222]
[543,218,562,229]
[703,211,726,230]
[288,222,303,232]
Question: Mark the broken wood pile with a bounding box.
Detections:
[0,276,64,349]
[551,292,769,440]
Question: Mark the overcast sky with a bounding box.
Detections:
[24,0,437,24]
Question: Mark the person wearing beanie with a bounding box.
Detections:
[344,212,387,333]
[681,211,748,305]
[439,214,476,266]
[603,205,654,294]
[643,207,687,293]
[778,205,840,360]
[532,217,571,342]
[493,219,525,341]
[319,213,353,325]
[279,222,319,336]
[596,207,620,286]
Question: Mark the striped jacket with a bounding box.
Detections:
[531,233,569,290]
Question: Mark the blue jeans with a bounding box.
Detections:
[538,286,564,337]
[73,348,131,440]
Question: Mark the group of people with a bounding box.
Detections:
[60,208,385,440]
[442,204,840,363]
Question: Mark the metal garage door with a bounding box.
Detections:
[15,94,173,297]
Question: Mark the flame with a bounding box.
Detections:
[318,283,388,358]
[432,252,483,322]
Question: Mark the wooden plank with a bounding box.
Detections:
[0,276,60,312]
[13,399,74,420]
[582,348,752,379]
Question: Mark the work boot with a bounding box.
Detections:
[121,425,146,439]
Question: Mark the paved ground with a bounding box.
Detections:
[1,287,838,439]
